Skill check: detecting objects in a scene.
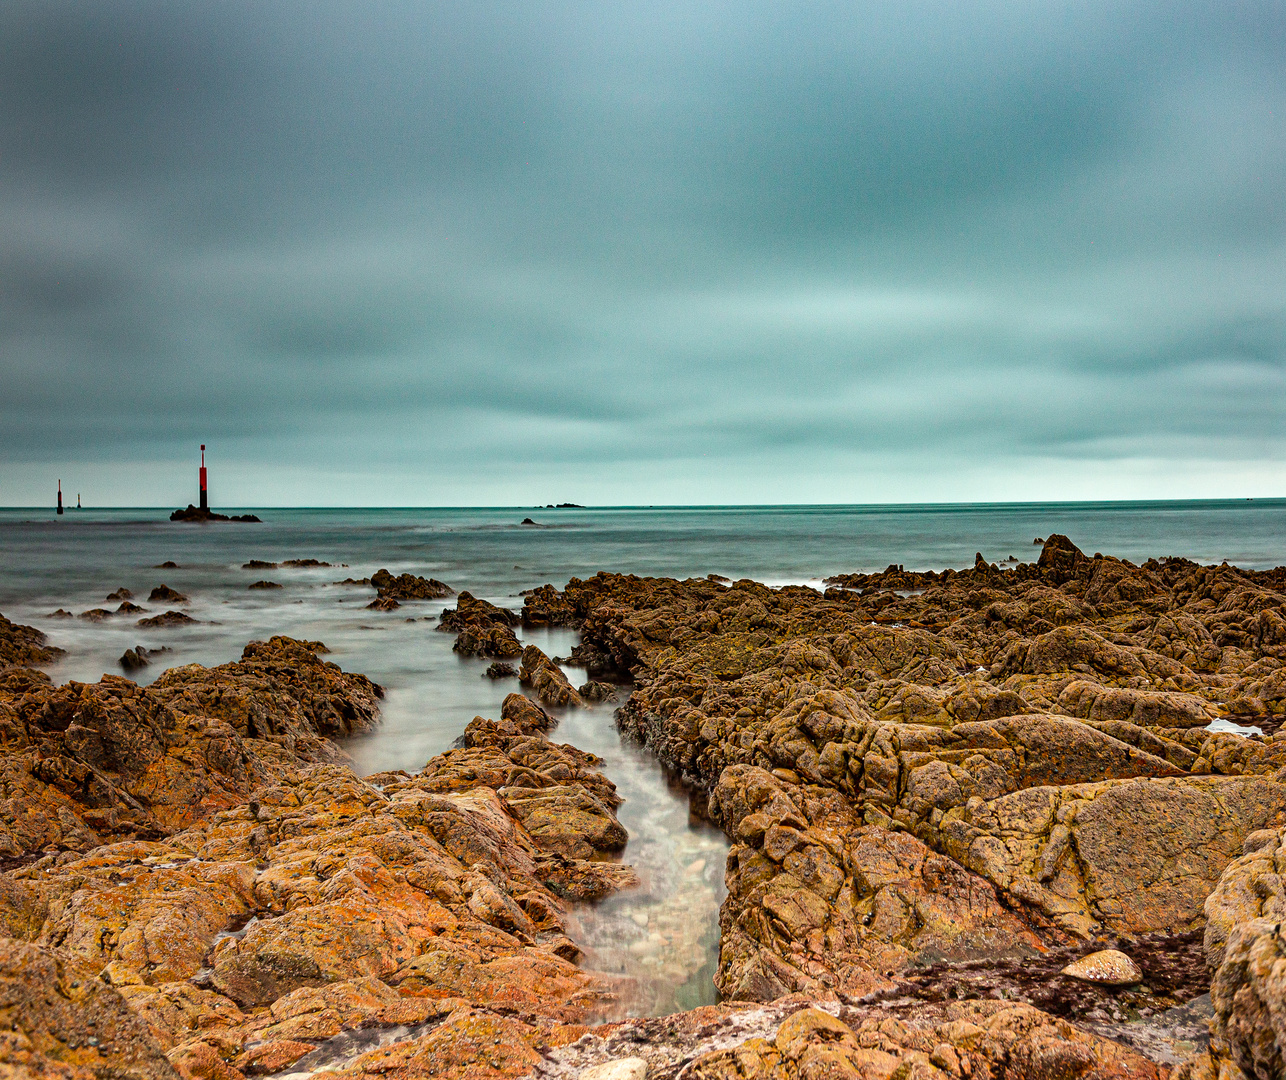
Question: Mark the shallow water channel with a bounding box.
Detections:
[348,623,729,1018]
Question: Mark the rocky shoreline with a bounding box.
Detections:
[3,535,1286,1078]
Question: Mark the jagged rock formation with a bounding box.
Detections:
[0,636,381,858]
[439,592,524,658]
[371,569,455,600]
[4,536,1286,1078]
[0,638,635,1079]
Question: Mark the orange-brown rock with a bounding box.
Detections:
[0,611,64,671]
[0,675,636,1078]
[711,765,1048,1001]
[0,637,383,858]
[0,937,179,1079]
[684,1000,1168,1080]
[9,534,1286,1078]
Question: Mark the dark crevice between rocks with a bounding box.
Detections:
[263,1015,451,1079]
[862,929,1210,1064]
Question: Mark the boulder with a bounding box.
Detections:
[1060,949,1143,985]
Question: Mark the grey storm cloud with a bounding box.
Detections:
[0,0,1283,504]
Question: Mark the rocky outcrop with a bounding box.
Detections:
[136,611,197,628]
[8,535,1286,1078]
[371,569,454,600]
[482,541,1286,1072]
[169,505,261,523]
[520,645,584,708]
[0,642,636,1080]
[521,584,577,627]
[0,637,380,857]
[148,586,188,604]
[439,592,523,658]
[1175,825,1286,1078]
[0,611,64,671]
[709,764,1048,1002]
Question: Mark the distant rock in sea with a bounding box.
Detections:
[137,610,197,628]
[170,504,261,523]
[149,584,188,603]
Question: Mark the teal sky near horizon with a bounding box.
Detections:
[1,1,1284,507]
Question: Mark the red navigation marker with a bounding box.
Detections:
[199,445,208,511]
[57,479,63,515]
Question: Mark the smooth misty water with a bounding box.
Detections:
[2,501,1285,1014]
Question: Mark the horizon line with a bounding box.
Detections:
[1,496,1283,512]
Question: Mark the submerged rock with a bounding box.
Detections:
[137,610,197,628]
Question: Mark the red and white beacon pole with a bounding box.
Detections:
[199,445,208,511]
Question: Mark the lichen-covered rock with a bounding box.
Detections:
[710,766,1047,1001]
[680,1000,1167,1080]
[149,636,383,744]
[492,547,1286,1050]
[0,937,179,1079]
[0,673,637,1077]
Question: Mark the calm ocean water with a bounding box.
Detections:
[2,499,1283,1013]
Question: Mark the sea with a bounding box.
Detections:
[1,499,1284,1014]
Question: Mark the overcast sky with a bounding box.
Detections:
[1,0,1283,506]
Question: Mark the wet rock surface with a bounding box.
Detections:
[440,592,525,659]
